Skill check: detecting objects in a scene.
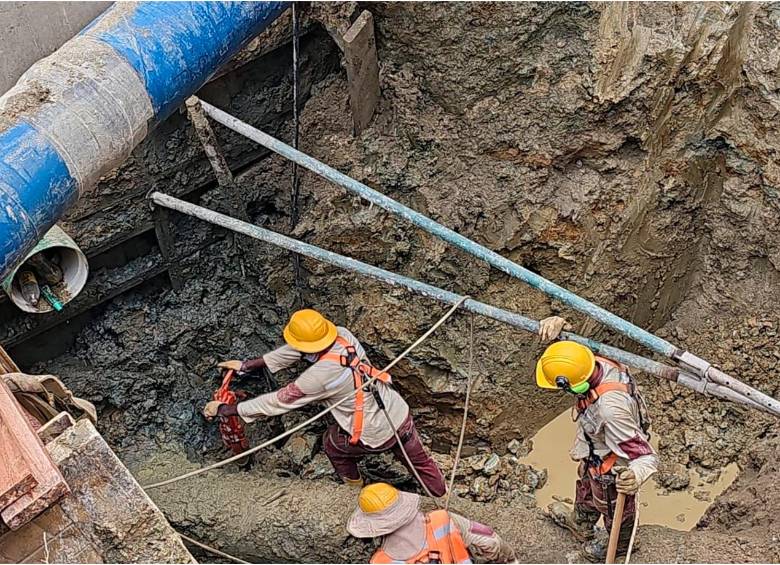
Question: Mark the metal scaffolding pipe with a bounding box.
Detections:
[196,98,780,418]
[197,99,677,357]
[149,191,770,416]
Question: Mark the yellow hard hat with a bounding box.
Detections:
[358,483,399,514]
[535,341,595,390]
[283,309,338,353]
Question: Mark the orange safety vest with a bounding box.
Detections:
[577,357,631,477]
[370,510,473,564]
[318,336,391,445]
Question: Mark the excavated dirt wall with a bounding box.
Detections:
[7,2,780,560]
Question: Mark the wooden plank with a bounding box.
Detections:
[0,422,35,510]
[342,11,381,135]
[0,382,69,530]
[0,348,36,510]
[0,345,19,375]
[153,207,184,291]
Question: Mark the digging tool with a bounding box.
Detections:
[195,98,780,417]
[213,368,253,468]
[606,493,627,564]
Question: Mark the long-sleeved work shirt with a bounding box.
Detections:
[570,360,659,486]
[237,327,410,448]
[378,511,516,564]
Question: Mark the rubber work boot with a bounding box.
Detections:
[546,502,599,541]
[581,522,637,562]
[343,476,364,488]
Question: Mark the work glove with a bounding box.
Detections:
[613,465,640,495]
[203,400,225,420]
[217,360,243,372]
[538,316,572,342]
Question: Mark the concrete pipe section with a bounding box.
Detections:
[2,225,87,313]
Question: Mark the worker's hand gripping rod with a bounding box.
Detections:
[196,98,780,417]
[149,192,771,416]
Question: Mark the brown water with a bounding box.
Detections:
[520,410,738,530]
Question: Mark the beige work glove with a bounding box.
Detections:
[217,360,243,371]
[538,316,572,342]
[203,400,224,420]
[613,466,640,495]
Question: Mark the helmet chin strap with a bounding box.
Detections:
[555,376,590,395]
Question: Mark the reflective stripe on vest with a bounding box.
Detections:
[318,336,391,445]
[370,510,473,564]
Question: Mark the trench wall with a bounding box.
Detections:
[2,2,779,477]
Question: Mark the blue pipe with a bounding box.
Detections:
[199,100,681,359]
[0,1,288,282]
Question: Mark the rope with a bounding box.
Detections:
[143,297,468,489]
[290,3,303,302]
[379,402,441,507]
[445,313,474,511]
[178,532,249,564]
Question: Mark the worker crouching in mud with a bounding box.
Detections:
[348,483,517,564]
[203,309,447,496]
[535,316,659,562]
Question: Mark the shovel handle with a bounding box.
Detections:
[606,492,627,564]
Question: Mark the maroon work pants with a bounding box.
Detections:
[323,414,447,497]
[575,471,636,531]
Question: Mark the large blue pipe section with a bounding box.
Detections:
[0,1,288,282]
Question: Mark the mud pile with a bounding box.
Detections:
[15,2,780,561]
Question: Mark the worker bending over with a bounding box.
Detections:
[348,483,516,564]
[203,309,447,496]
[535,316,658,562]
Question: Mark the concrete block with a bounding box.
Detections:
[37,412,75,445]
[46,419,194,563]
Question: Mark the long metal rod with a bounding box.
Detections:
[149,192,770,415]
[197,99,676,357]
[196,98,780,417]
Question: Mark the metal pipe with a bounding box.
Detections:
[197,99,780,417]
[198,99,677,357]
[0,2,288,282]
[150,191,771,415]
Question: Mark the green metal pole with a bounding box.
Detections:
[150,191,771,416]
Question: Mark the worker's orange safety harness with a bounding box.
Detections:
[213,369,251,456]
[577,357,635,478]
[371,509,472,564]
[318,336,390,445]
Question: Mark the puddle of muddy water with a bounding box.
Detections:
[520,409,739,531]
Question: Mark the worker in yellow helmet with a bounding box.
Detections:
[534,317,659,562]
[204,309,446,495]
[347,483,516,564]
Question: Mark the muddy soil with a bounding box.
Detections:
[10,2,780,561]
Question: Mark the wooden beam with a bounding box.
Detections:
[0,381,69,530]
[0,347,35,510]
[342,11,381,135]
[0,425,35,511]
[153,207,184,291]
[184,96,251,222]
[0,346,19,375]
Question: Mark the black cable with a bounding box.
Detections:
[290,3,303,303]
